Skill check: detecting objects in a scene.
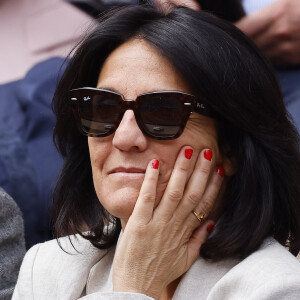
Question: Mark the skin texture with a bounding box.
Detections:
[88,39,233,299]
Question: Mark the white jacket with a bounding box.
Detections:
[12,235,300,299]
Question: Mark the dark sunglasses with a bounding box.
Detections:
[70,87,214,140]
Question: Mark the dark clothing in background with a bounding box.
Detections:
[0,58,66,248]
[276,69,300,133]
[0,187,26,300]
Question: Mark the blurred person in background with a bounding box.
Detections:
[237,0,300,133]
[0,188,25,300]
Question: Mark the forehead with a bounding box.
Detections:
[97,38,191,99]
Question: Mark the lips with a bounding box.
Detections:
[109,167,146,174]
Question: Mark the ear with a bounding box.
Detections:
[222,155,236,176]
[219,141,236,176]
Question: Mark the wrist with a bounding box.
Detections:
[113,281,163,300]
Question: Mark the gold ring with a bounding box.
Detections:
[193,211,206,223]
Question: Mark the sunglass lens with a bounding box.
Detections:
[139,95,185,138]
[78,92,120,135]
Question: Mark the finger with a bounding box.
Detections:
[248,20,288,51]
[186,220,215,266]
[259,40,288,65]
[131,159,160,223]
[240,25,291,62]
[262,41,300,65]
[154,0,201,11]
[175,148,213,220]
[188,165,224,227]
[235,2,279,38]
[250,28,278,50]
[156,146,194,221]
[171,0,200,10]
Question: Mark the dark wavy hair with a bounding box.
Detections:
[52,5,300,259]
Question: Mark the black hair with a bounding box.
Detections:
[52,5,300,259]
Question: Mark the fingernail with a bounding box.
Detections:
[204,149,212,161]
[185,148,193,159]
[216,166,224,177]
[207,223,214,233]
[152,159,159,169]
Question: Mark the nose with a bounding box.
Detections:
[112,110,148,152]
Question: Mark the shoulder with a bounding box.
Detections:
[0,187,25,243]
[13,235,112,299]
[234,238,300,276]
[0,188,25,300]
[29,234,100,255]
[0,187,22,218]
[208,238,300,299]
[25,234,108,273]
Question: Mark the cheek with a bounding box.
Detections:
[88,138,111,169]
[88,138,111,194]
[152,132,219,207]
[88,139,143,219]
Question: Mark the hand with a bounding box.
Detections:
[154,0,201,11]
[112,147,224,299]
[235,0,300,65]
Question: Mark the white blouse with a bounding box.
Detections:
[12,234,300,299]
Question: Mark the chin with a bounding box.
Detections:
[97,186,140,220]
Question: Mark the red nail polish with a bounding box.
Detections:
[216,166,224,177]
[185,148,193,159]
[152,159,159,169]
[204,149,212,161]
[207,224,214,233]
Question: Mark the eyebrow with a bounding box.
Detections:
[96,86,120,93]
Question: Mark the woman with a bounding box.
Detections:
[13,5,300,300]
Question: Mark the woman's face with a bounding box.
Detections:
[88,39,228,226]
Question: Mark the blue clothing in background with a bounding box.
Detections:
[242,0,300,133]
[277,69,300,132]
[0,57,66,248]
